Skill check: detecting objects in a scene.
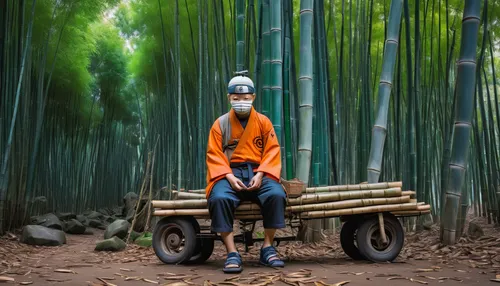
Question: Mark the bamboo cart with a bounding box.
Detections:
[150,180,431,265]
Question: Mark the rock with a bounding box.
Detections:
[64,219,86,234]
[76,215,88,225]
[104,219,130,240]
[21,225,66,246]
[125,208,135,222]
[135,232,152,247]
[83,229,94,235]
[57,212,77,221]
[122,192,138,217]
[88,219,106,230]
[95,237,126,251]
[103,215,116,224]
[422,214,434,230]
[31,213,63,230]
[86,211,104,220]
[467,222,484,239]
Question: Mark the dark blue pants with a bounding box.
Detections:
[208,168,287,233]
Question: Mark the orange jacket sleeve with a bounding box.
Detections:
[206,120,233,182]
[255,118,281,181]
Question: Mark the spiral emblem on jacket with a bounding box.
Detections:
[253,136,264,149]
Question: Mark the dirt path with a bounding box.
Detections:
[1,224,499,286]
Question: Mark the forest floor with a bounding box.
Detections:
[0,217,499,286]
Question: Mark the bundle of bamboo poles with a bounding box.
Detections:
[152,181,432,219]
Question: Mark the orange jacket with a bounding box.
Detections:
[205,107,281,198]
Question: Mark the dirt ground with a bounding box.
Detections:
[1,217,499,286]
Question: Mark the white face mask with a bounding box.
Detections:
[231,100,253,115]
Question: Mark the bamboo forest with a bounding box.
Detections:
[1,0,500,284]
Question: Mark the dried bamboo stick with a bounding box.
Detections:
[287,187,402,204]
[154,187,404,209]
[299,202,420,219]
[167,181,403,194]
[153,201,419,218]
[170,187,416,201]
[173,191,205,199]
[417,204,431,211]
[303,181,403,193]
[286,196,410,212]
[153,196,410,214]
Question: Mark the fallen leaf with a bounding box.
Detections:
[414,269,435,273]
[120,268,134,272]
[224,276,240,281]
[46,278,71,282]
[54,269,76,274]
[96,277,117,286]
[66,264,93,268]
[410,278,429,285]
[315,281,350,286]
[0,276,14,282]
[164,275,191,280]
[19,282,33,285]
[374,274,400,278]
[142,278,159,284]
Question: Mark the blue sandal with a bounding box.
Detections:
[223,252,243,273]
[260,246,285,267]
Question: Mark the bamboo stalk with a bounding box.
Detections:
[153,195,410,213]
[161,187,403,206]
[287,195,410,212]
[169,181,403,195]
[300,202,420,219]
[441,0,481,245]
[289,187,403,204]
[154,202,422,219]
[304,181,402,193]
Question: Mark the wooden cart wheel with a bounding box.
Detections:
[152,217,197,264]
[356,213,404,262]
[340,219,365,260]
[187,237,215,264]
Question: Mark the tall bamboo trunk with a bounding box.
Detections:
[175,0,182,191]
[0,0,36,234]
[296,0,318,242]
[440,0,481,245]
[235,0,245,71]
[270,0,283,146]
[366,0,403,183]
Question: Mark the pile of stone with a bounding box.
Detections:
[20,191,152,251]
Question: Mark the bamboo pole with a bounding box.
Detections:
[287,196,410,212]
[153,195,410,214]
[156,187,404,208]
[289,187,403,204]
[300,202,420,219]
[304,181,402,193]
[169,181,404,195]
[153,202,424,219]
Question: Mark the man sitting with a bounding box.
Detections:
[205,73,287,273]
